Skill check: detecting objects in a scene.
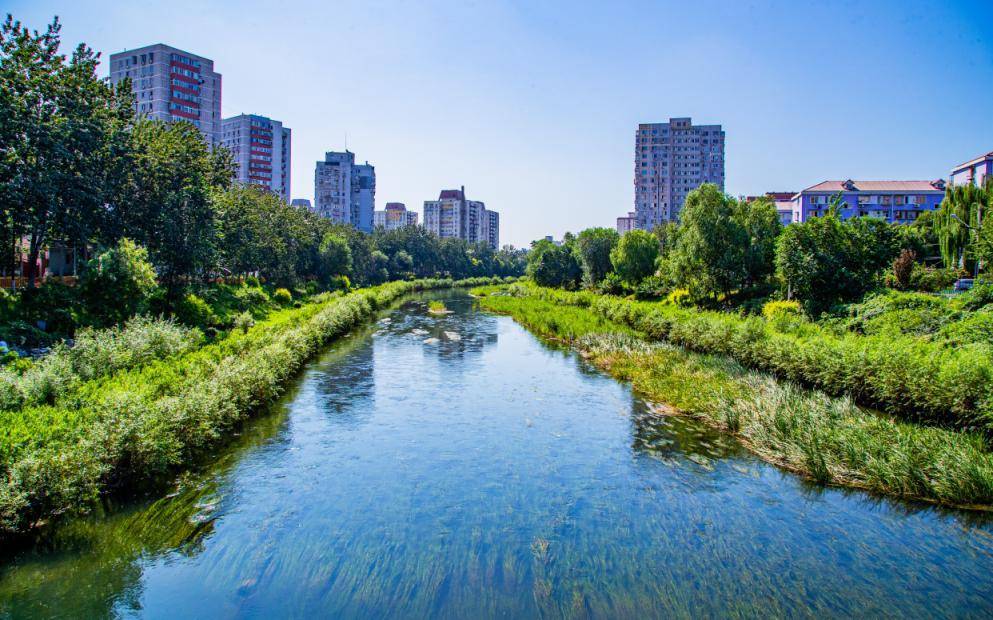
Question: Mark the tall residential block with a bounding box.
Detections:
[374,203,419,230]
[221,114,291,202]
[109,44,222,146]
[632,117,725,228]
[951,150,993,187]
[314,151,376,233]
[616,211,636,234]
[423,187,499,249]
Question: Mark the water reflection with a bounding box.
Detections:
[0,291,991,618]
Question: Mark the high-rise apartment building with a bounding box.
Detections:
[109,44,222,146]
[314,151,376,233]
[221,114,291,202]
[632,117,725,228]
[616,211,636,234]
[423,187,499,249]
[374,203,419,230]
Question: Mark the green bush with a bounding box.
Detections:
[233,285,270,310]
[910,264,960,293]
[244,275,261,288]
[961,280,993,311]
[273,288,293,305]
[176,293,215,328]
[761,300,802,321]
[328,275,351,292]
[233,311,255,334]
[79,239,160,328]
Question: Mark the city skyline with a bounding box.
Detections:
[10,0,993,246]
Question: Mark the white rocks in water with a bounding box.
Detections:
[423,337,440,345]
[411,328,429,336]
[443,331,461,341]
[379,318,392,324]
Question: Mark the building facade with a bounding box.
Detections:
[109,44,222,146]
[221,114,291,201]
[290,198,312,209]
[616,211,636,234]
[951,151,993,187]
[423,187,499,249]
[790,180,946,224]
[374,202,419,230]
[313,151,376,232]
[631,117,725,229]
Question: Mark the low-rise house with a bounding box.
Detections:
[789,179,946,224]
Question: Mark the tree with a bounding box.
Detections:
[575,227,619,288]
[317,232,352,284]
[527,238,581,289]
[113,120,234,295]
[775,212,899,315]
[609,229,659,286]
[78,238,159,326]
[735,196,782,286]
[667,184,747,297]
[935,182,986,270]
[0,16,133,286]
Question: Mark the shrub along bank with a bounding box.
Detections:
[0,277,509,538]
[494,283,993,435]
[475,290,993,508]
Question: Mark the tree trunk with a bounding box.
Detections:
[26,233,41,289]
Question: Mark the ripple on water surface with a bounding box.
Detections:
[1,291,992,618]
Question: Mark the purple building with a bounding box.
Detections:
[789,179,946,224]
[950,151,993,187]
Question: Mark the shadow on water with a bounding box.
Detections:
[0,290,992,618]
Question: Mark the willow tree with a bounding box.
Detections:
[935,182,986,269]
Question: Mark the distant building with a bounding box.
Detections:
[109,44,222,146]
[290,198,312,209]
[423,186,499,249]
[951,151,993,187]
[743,192,797,226]
[374,202,419,230]
[616,211,636,234]
[314,151,376,232]
[221,114,291,201]
[628,117,725,229]
[790,179,946,224]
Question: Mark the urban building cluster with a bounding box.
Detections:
[616,116,991,234]
[108,43,500,248]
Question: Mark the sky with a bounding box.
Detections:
[6,0,993,247]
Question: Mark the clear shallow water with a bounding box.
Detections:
[2,290,993,619]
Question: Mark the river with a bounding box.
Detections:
[1,290,991,618]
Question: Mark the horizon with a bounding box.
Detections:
[7,0,992,247]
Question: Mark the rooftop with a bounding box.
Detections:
[801,180,946,193]
[439,189,465,200]
[953,151,993,169]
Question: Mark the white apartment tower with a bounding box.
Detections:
[314,151,376,233]
[374,203,419,230]
[221,114,291,202]
[423,187,499,249]
[633,117,725,228]
[109,44,222,146]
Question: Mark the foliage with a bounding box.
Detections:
[233,311,254,334]
[934,180,987,269]
[526,239,581,289]
[761,300,802,321]
[273,288,293,305]
[175,293,214,328]
[78,238,159,327]
[609,229,659,286]
[890,249,916,290]
[575,227,619,288]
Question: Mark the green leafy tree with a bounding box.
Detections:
[317,232,353,284]
[114,120,233,296]
[527,238,582,289]
[667,184,747,297]
[735,196,782,286]
[575,227,620,288]
[0,16,133,286]
[79,238,159,326]
[610,229,659,287]
[935,182,986,269]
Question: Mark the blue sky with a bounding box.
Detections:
[7,0,993,246]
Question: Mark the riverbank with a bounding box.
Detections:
[0,277,510,539]
[475,289,993,509]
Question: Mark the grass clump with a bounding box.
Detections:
[428,301,448,314]
[478,292,993,508]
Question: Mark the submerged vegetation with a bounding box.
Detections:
[476,289,993,508]
[0,277,509,539]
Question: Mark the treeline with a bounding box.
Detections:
[530,183,971,314]
[0,16,524,336]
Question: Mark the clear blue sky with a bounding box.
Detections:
[8,0,993,247]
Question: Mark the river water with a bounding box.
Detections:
[1,290,992,618]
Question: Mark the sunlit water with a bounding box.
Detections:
[2,290,992,618]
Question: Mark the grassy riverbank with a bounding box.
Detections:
[0,277,509,538]
[488,283,993,435]
[475,289,993,508]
